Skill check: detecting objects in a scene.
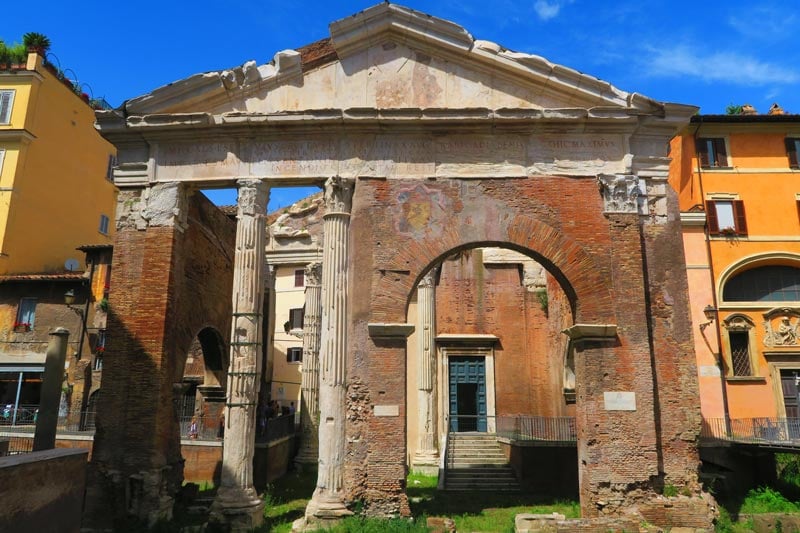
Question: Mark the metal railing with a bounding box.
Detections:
[179,413,297,443]
[496,415,576,443]
[0,406,97,432]
[702,417,800,447]
[447,414,493,433]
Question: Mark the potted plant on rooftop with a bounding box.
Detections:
[0,41,28,70]
[22,32,50,55]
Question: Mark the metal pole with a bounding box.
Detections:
[11,371,22,426]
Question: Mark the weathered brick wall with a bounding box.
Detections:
[84,190,235,527]
[348,176,615,516]
[642,188,704,493]
[346,175,710,527]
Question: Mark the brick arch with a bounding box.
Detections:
[371,213,614,325]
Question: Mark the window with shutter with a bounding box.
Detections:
[786,138,800,168]
[16,298,36,328]
[0,90,14,124]
[706,199,747,236]
[294,269,304,287]
[696,137,728,168]
[289,308,304,330]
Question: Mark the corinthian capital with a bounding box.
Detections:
[418,269,436,289]
[324,176,354,213]
[305,262,322,286]
[237,179,269,217]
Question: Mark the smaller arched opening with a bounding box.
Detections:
[179,327,227,441]
[405,244,578,500]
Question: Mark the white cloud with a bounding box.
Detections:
[533,0,573,21]
[644,45,798,86]
[727,4,797,41]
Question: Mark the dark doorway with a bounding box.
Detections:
[448,356,486,432]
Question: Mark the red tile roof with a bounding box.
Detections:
[0,272,86,283]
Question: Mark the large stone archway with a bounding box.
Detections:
[88,3,711,530]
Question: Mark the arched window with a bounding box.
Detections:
[723,266,800,302]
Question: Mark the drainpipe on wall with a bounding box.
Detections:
[693,119,731,433]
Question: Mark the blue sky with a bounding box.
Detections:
[4,0,798,207]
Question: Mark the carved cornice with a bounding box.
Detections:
[562,324,617,342]
[98,4,696,127]
[368,323,415,338]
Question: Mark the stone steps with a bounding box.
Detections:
[444,433,520,491]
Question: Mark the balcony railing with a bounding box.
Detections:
[702,417,800,447]
[0,410,297,455]
[495,415,576,443]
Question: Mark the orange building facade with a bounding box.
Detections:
[670,112,800,432]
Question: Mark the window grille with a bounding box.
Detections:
[730,331,752,377]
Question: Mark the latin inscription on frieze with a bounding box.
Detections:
[152,133,630,182]
[528,134,625,175]
[435,136,526,178]
[246,140,339,177]
[157,141,241,180]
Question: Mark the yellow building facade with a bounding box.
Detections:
[670,112,800,432]
[0,47,116,422]
[0,50,116,275]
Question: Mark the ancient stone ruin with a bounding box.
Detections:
[85,3,713,530]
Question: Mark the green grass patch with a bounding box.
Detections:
[715,507,755,533]
[739,487,800,515]
[258,469,318,533]
[407,473,578,533]
[328,516,429,532]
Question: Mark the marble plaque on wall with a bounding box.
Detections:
[603,391,636,411]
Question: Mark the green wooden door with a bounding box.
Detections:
[448,356,487,432]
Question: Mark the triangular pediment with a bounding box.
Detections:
[121,3,664,118]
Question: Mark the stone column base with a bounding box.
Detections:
[209,487,264,532]
[293,449,319,471]
[293,492,353,532]
[411,452,440,476]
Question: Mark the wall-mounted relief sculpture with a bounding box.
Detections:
[597,174,642,214]
[763,308,800,347]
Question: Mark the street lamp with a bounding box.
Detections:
[699,304,717,332]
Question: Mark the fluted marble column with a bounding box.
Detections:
[302,177,354,525]
[413,270,438,472]
[295,262,322,465]
[211,179,268,530]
